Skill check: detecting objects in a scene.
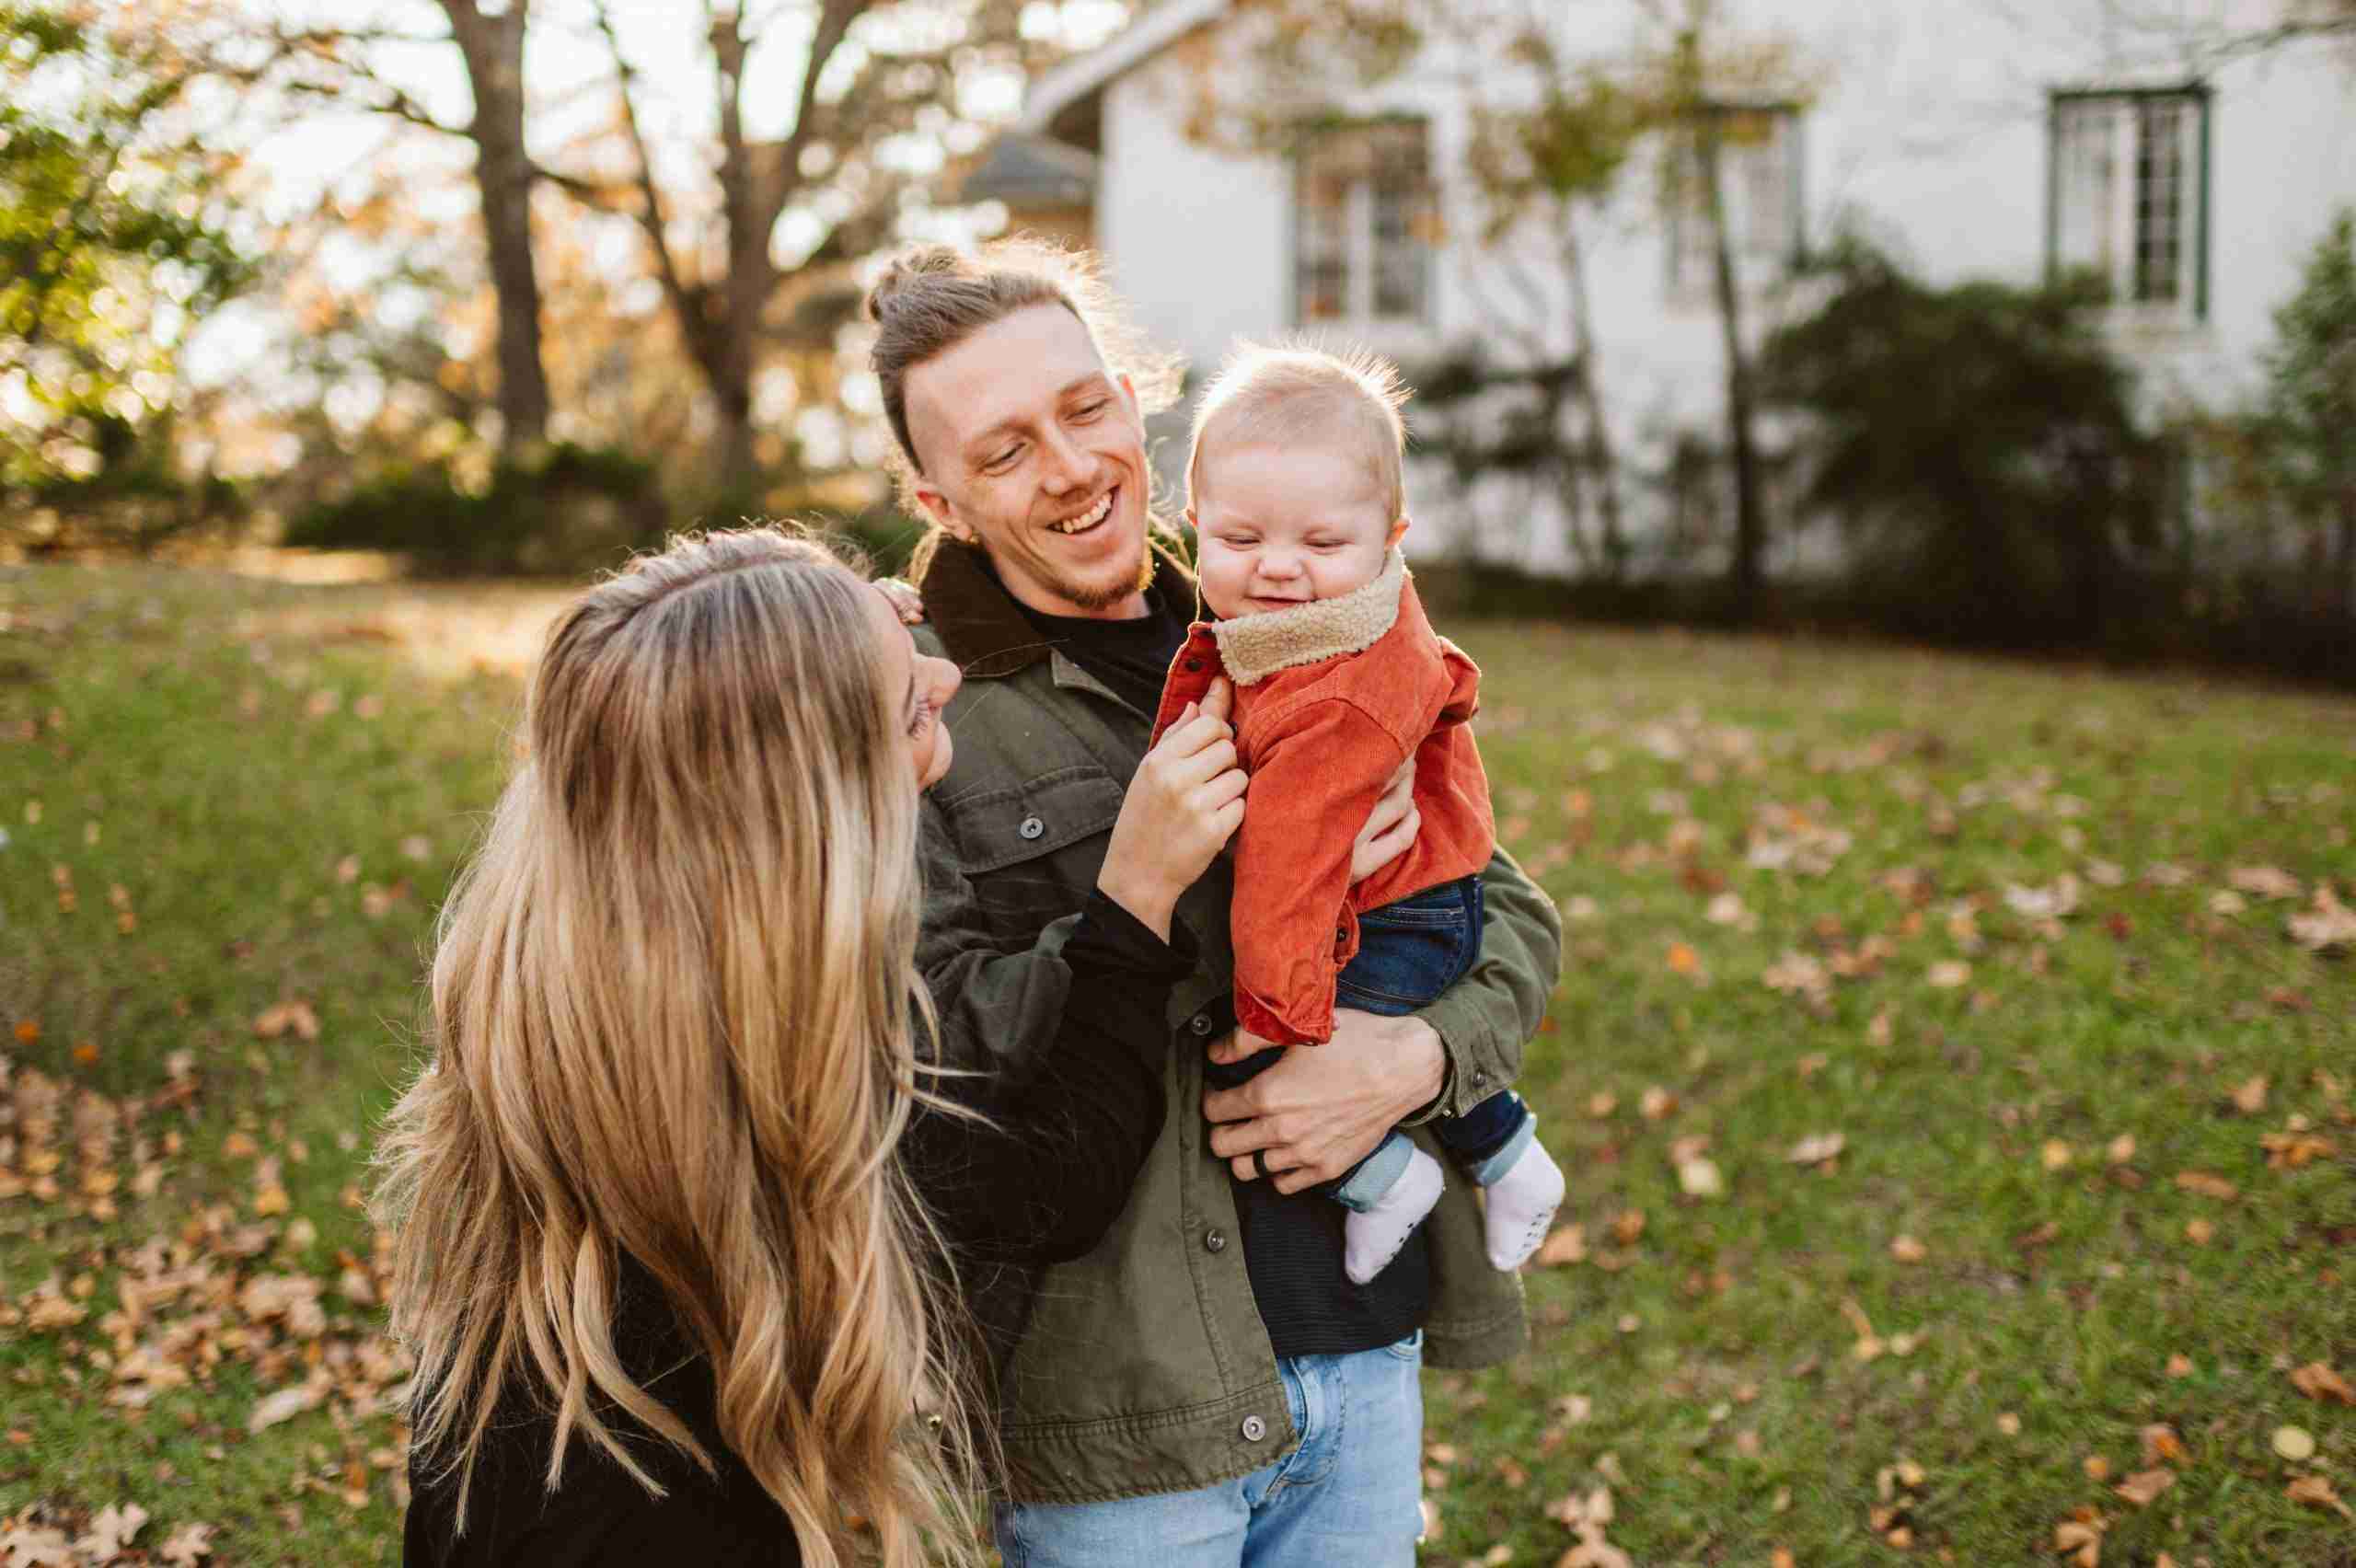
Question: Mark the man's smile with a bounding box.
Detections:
[1045,487,1117,536]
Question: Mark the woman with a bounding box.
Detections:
[380,526,1249,1567]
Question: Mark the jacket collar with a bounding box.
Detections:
[915,530,1198,680]
[1210,549,1406,687]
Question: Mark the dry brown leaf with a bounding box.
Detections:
[2230,1075,2269,1114]
[2290,1361,2355,1405]
[1890,1234,1928,1263]
[1534,1225,1588,1267]
[2183,1218,2214,1245]
[2173,1171,2238,1201]
[77,1502,149,1558]
[1610,1208,1646,1246]
[1667,941,1701,975]
[2112,1468,2174,1507]
[2105,1134,2137,1165]
[2286,1474,2353,1519]
[2053,1514,2104,1568]
[2288,886,2356,951]
[247,1379,326,1433]
[2082,1455,2111,1482]
[2165,1352,2195,1378]
[1927,959,1972,989]
[1638,1085,1677,1121]
[2272,1424,2316,1461]
[158,1520,217,1563]
[1997,1412,2022,1435]
[2227,865,2302,900]
[2042,1139,2074,1171]
[1676,1157,1725,1198]
[1586,1091,1617,1119]
[2139,1423,2187,1465]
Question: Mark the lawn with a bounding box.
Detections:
[2,559,2351,1567]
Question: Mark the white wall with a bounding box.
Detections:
[1088,0,2356,576]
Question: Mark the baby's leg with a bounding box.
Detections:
[1332,1130,1446,1286]
[1433,1093,1565,1272]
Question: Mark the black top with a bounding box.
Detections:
[1013,576,1195,717]
[403,891,1193,1568]
[1029,566,1432,1360]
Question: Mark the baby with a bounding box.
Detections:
[1149,341,1565,1285]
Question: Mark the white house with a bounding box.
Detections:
[965,0,2356,579]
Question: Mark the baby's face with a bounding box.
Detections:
[1190,440,1401,619]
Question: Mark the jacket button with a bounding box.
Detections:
[1240,1414,1266,1442]
[1203,1228,1226,1252]
[1189,1013,1215,1037]
[1018,815,1045,840]
[1472,1068,1492,1089]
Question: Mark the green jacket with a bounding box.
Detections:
[912,536,1562,1505]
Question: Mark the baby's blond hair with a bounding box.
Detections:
[1185,340,1411,521]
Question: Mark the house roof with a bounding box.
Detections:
[959,132,1100,207]
[1017,0,1231,133]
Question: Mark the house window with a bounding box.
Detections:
[1664,104,1804,302]
[1292,120,1433,326]
[2048,88,2210,319]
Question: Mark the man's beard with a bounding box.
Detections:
[1046,530,1156,611]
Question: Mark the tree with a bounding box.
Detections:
[0,4,252,549]
[584,0,1059,497]
[196,0,557,454]
[2257,208,2356,617]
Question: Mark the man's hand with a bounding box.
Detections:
[1350,758,1418,884]
[1202,1010,1445,1193]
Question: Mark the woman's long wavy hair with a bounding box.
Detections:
[375,526,982,1568]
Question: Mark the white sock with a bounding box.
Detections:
[1344,1147,1445,1286]
[1482,1139,1566,1272]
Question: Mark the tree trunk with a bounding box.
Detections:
[1697,121,1767,619]
[444,1,551,454]
[1559,209,1626,582]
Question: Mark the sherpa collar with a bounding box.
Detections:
[916,530,1197,679]
[1210,549,1406,687]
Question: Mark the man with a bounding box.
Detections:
[867,241,1562,1565]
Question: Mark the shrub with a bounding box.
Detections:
[283,444,666,576]
[1760,238,2170,648]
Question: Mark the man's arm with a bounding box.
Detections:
[1204,845,1562,1191]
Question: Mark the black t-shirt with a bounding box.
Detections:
[1020,567,1433,1360]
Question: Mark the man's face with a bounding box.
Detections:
[904,303,1155,620]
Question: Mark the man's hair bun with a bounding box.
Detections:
[865,247,966,324]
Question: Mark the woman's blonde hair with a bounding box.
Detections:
[375,526,982,1568]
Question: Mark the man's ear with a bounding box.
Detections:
[1387,514,1411,549]
[915,485,966,542]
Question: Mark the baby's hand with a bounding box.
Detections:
[874,577,927,625]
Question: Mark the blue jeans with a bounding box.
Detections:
[1327,878,1536,1210]
[993,1333,1426,1567]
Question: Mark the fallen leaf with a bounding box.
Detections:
[76,1502,150,1559]
[2228,865,2302,900]
[2106,1134,2136,1165]
[1788,1131,1846,1166]
[2140,1423,2187,1465]
[2286,1474,2353,1519]
[2290,1361,2355,1405]
[1675,1157,1725,1198]
[157,1520,217,1564]
[1666,941,1701,975]
[13,1019,38,1045]
[252,1000,320,1042]
[2272,1424,2316,1461]
[1927,959,1972,989]
[2288,886,2356,951]
[1997,1412,2022,1435]
[2183,1218,2214,1245]
[2053,1511,2105,1567]
[2230,1075,2269,1114]
[1890,1234,1928,1263]
[1534,1226,1588,1267]
[1638,1086,1676,1121]
[2165,1352,2195,1378]
[2083,1455,2111,1482]
[248,1380,326,1433]
[2174,1170,2237,1201]
[1610,1209,1646,1245]
[1586,1091,1617,1118]
[2113,1467,2174,1506]
[2042,1140,2073,1171]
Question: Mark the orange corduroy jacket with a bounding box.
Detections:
[1148,549,1496,1046]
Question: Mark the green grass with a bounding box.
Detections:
[3,562,2352,1565]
